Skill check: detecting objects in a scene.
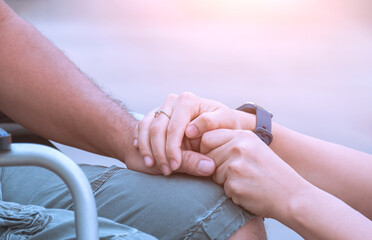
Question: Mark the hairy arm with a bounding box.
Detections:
[0,2,213,176]
[0,1,150,172]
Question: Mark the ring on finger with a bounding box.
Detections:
[154,110,171,119]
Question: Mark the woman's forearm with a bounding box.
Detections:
[271,123,372,218]
[235,109,372,218]
[279,182,372,240]
[0,2,135,162]
[203,128,372,239]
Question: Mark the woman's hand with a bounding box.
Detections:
[201,129,307,218]
[133,92,254,175]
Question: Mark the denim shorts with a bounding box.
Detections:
[0,164,253,239]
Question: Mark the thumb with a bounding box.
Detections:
[176,150,216,176]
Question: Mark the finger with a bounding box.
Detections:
[209,142,245,185]
[203,136,233,185]
[150,97,176,175]
[207,140,234,167]
[175,150,215,176]
[166,92,200,170]
[200,129,236,155]
[185,107,237,139]
[137,110,156,167]
[212,160,230,185]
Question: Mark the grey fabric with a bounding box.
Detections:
[0,200,156,240]
[0,201,51,239]
[0,165,254,239]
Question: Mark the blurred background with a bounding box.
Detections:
[5,0,372,239]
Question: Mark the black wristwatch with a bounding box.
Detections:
[237,102,273,145]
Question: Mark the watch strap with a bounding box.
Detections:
[237,103,273,145]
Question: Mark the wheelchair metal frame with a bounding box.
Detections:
[0,127,99,240]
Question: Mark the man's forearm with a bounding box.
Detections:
[0,2,135,162]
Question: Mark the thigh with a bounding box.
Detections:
[1,165,254,240]
[0,200,156,240]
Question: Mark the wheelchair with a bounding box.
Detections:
[0,121,99,240]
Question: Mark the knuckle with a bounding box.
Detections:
[237,130,254,139]
[230,139,255,157]
[180,92,195,99]
[137,140,151,156]
[226,179,242,196]
[227,161,242,174]
[153,152,166,163]
[181,151,193,163]
[182,159,194,171]
[137,120,146,131]
[200,134,212,153]
[231,144,244,156]
[166,147,178,159]
[137,140,149,152]
[139,149,152,158]
[150,122,162,135]
[167,122,178,133]
[224,185,233,198]
[181,151,199,167]
[212,173,219,184]
[166,93,178,102]
[200,114,217,130]
[178,92,197,106]
[201,133,210,144]
[224,179,232,196]
[231,195,240,206]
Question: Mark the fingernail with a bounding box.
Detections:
[170,159,179,171]
[161,164,171,175]
[186,125,199,138]
[144,156,152,167]
[133,139,138,147]
[197,160,214,175]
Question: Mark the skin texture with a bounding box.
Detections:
[201,129,372,240]
[0,1,215,177]
[134,92,253,175]
[136,92,372,239]
[0,1,264,239]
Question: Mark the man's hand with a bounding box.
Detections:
[125,119,216,176]
[125,144,216,176]
[133,92,254,175]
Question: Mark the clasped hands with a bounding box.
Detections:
[133,92,306,218]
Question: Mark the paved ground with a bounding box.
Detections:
[6,0,372,239]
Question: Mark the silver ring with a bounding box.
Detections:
[154,110,171,119]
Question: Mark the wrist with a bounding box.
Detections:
[278,180,320,224]
[108,113,138,164]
